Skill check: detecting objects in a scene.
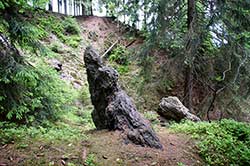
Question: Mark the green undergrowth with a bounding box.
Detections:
[108,45,130,75]
[0,107,95,165]
[143,111,160,130]
[0,106,94,145]
[85,153,97,166]
[170,119,250,166]
[0,55,77,123]
[37,15,81,48]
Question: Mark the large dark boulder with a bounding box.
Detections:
[159,96,201,122]
[84,46,163,149]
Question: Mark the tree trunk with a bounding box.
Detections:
[74,0,76,16]
[90,0,93,16]
[58,0,60,13]
[64,0,67,15]
[187,0,195,29]
[183,0,195,110]
[81,4,85,16]
[184,66,193,110]
[48,0,53,11]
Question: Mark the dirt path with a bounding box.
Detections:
[86,128,203,166]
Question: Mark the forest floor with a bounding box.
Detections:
[0,16,204,166]
[0,115,203,166]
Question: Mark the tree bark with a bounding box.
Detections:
[90,0,93,16]
[187,0,195,29]
[184,66,193,110]
[183,0,195,110]
[58,0,60,13]
[48,0,53,11]
[64,0,67,15]
[81,3,84,15]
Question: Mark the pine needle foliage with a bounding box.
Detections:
[100,0,250,119]
[0,0,79,124]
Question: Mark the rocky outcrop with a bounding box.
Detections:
[84,46,163,149]
[159,96,201,122]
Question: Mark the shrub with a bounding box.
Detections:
[65,35,81,48]
[37,15,81,48]
[62,17,80,35]
[170,119,250,166]
[85,153,97,166]
[117,65,129,74]
[108,46,131,75]
[109,45,130,66]
[50,42,62,53]
[0,58,76,124]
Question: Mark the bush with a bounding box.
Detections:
[37,15,81,48]
[62,17,80,35]
[170,119,250,166]
[85,153,97,166]
[108,46,131,75]
[0,4,79,125]
[65,35,82,48]
[109,45,130,66]
[50,42,62,53]
[117,65,129,74]
[0,57,76,124]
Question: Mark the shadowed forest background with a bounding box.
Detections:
[0,0,250,165]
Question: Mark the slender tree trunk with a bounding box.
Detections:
[64,0,67,15]
[74,0,76,16]
[58,0,60,13]
[90,0,93,16]
[187,0,195,29]
[48,0,53,11]
[123,0,125,22]
[183,0,195,110]
[78,3,80,15]
[82,3,84,15]
[184,66,193,109]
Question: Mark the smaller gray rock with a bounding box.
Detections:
[48,59,62,72]
[159,96,200,122]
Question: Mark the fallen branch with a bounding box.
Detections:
[101,40,119,59]
[125,39,136,48]
[50,146,67,153]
